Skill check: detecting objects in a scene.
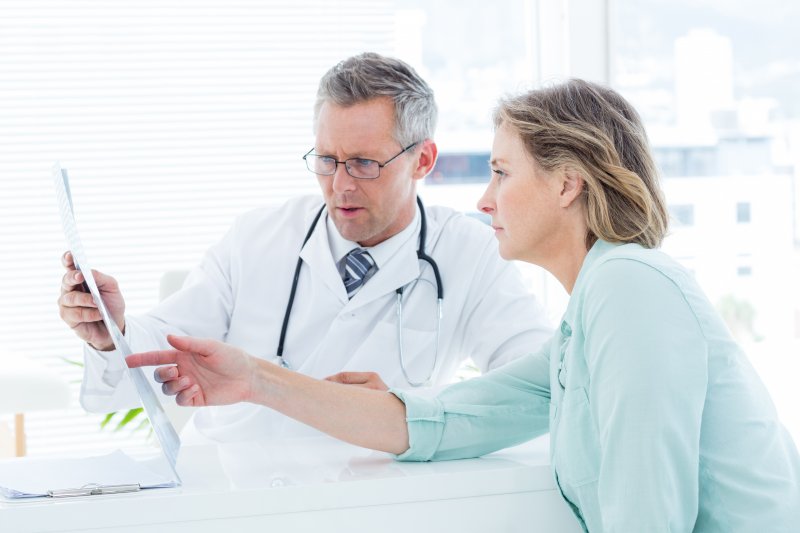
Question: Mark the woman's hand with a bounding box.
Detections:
[125,335,259,407]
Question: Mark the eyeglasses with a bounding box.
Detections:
[303,142,419,180]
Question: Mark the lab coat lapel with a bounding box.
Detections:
[347,207,439,311]
[299,214,349,304]
[347,241,420,310]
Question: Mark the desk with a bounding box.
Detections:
[1,435,582,533]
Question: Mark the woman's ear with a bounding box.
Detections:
[559,166,585,208]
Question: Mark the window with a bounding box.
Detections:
[670,204,695,226]
[427,153,492,185]
[0,0,555,457]
[654,146,717,177]
[3,0,797,456]
[612,0,800,444]
[737,202,752,223]
[0,0,398,457]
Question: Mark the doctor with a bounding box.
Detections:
[57,52,552,442]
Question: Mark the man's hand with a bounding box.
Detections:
[126,335,259,407]
[324,371,389,391]
[57,251,126,351]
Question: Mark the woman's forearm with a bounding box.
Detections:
[249,358,410,455]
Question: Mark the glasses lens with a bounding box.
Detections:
[306,154,336,175]
[346,158,380,179]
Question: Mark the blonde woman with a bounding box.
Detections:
[128,80,800,532]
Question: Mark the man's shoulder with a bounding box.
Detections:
[423,203,493,242]
[235,194,325,229]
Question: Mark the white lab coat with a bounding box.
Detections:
[80,195,552,442]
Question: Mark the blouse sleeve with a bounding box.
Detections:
[391,336,554,462]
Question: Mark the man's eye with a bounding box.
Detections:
[352,158,376,168]
[319,156,337,165]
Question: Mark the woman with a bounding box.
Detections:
[127,79,800,531]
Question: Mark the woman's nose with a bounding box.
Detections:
[477,183,495,214]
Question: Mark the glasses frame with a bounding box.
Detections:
[303,141,420,180]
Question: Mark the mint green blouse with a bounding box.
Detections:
[393,241,800,532]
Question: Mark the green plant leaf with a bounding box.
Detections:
[114,408,143,432]
[100,412,116,429]
[59,356,84,368]
[134,418,150,434]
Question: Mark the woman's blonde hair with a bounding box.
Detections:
[494,79,668,248]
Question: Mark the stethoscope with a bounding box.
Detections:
[276,196,443,387]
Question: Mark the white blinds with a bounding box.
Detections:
[0,0,394,456]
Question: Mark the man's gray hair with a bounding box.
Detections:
[314,52,437,146]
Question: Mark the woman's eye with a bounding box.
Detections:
[492,168,507,178]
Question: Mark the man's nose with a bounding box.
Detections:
[331,162,357,193]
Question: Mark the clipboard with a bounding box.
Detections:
[0,450,176,500]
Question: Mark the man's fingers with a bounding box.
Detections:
[126,350,180,368]
[58,291,97,309]
[341,372,378,384]
[60,269,84,294]
[62,251,75,268]
[91,269,119,291]
[325,371,388,391]
[167,334,221,357]
[324,372,350,384]
[58,291,101,327]
[59,305,103,328]
[61,265,120,295]
[325,372,374,385]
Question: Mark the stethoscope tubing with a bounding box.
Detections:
[276,196,443,386]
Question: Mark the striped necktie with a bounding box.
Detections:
[342,248,376,299]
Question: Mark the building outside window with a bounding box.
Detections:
[737,201,752,223]
[612,0,799,442]
[670,204,696,227]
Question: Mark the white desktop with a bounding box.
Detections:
[0,434,581,533]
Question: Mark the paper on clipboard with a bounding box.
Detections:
[51,163,182,484]
[0,450,175,500]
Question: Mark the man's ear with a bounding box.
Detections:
[412,139,438,181]
[559,166,585,208]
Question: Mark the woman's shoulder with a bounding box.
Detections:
[575,242,726,342]
[580,243,700,307]
[594,243,689,283]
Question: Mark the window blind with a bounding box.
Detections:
[0,0,394,456]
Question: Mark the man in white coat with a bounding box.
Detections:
[57,52,552,442]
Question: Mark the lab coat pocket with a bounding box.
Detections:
[553,387,600,487]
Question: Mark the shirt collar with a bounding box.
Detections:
[325,203,422,270]
[572,240,619,292]
[562,239,624,326]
